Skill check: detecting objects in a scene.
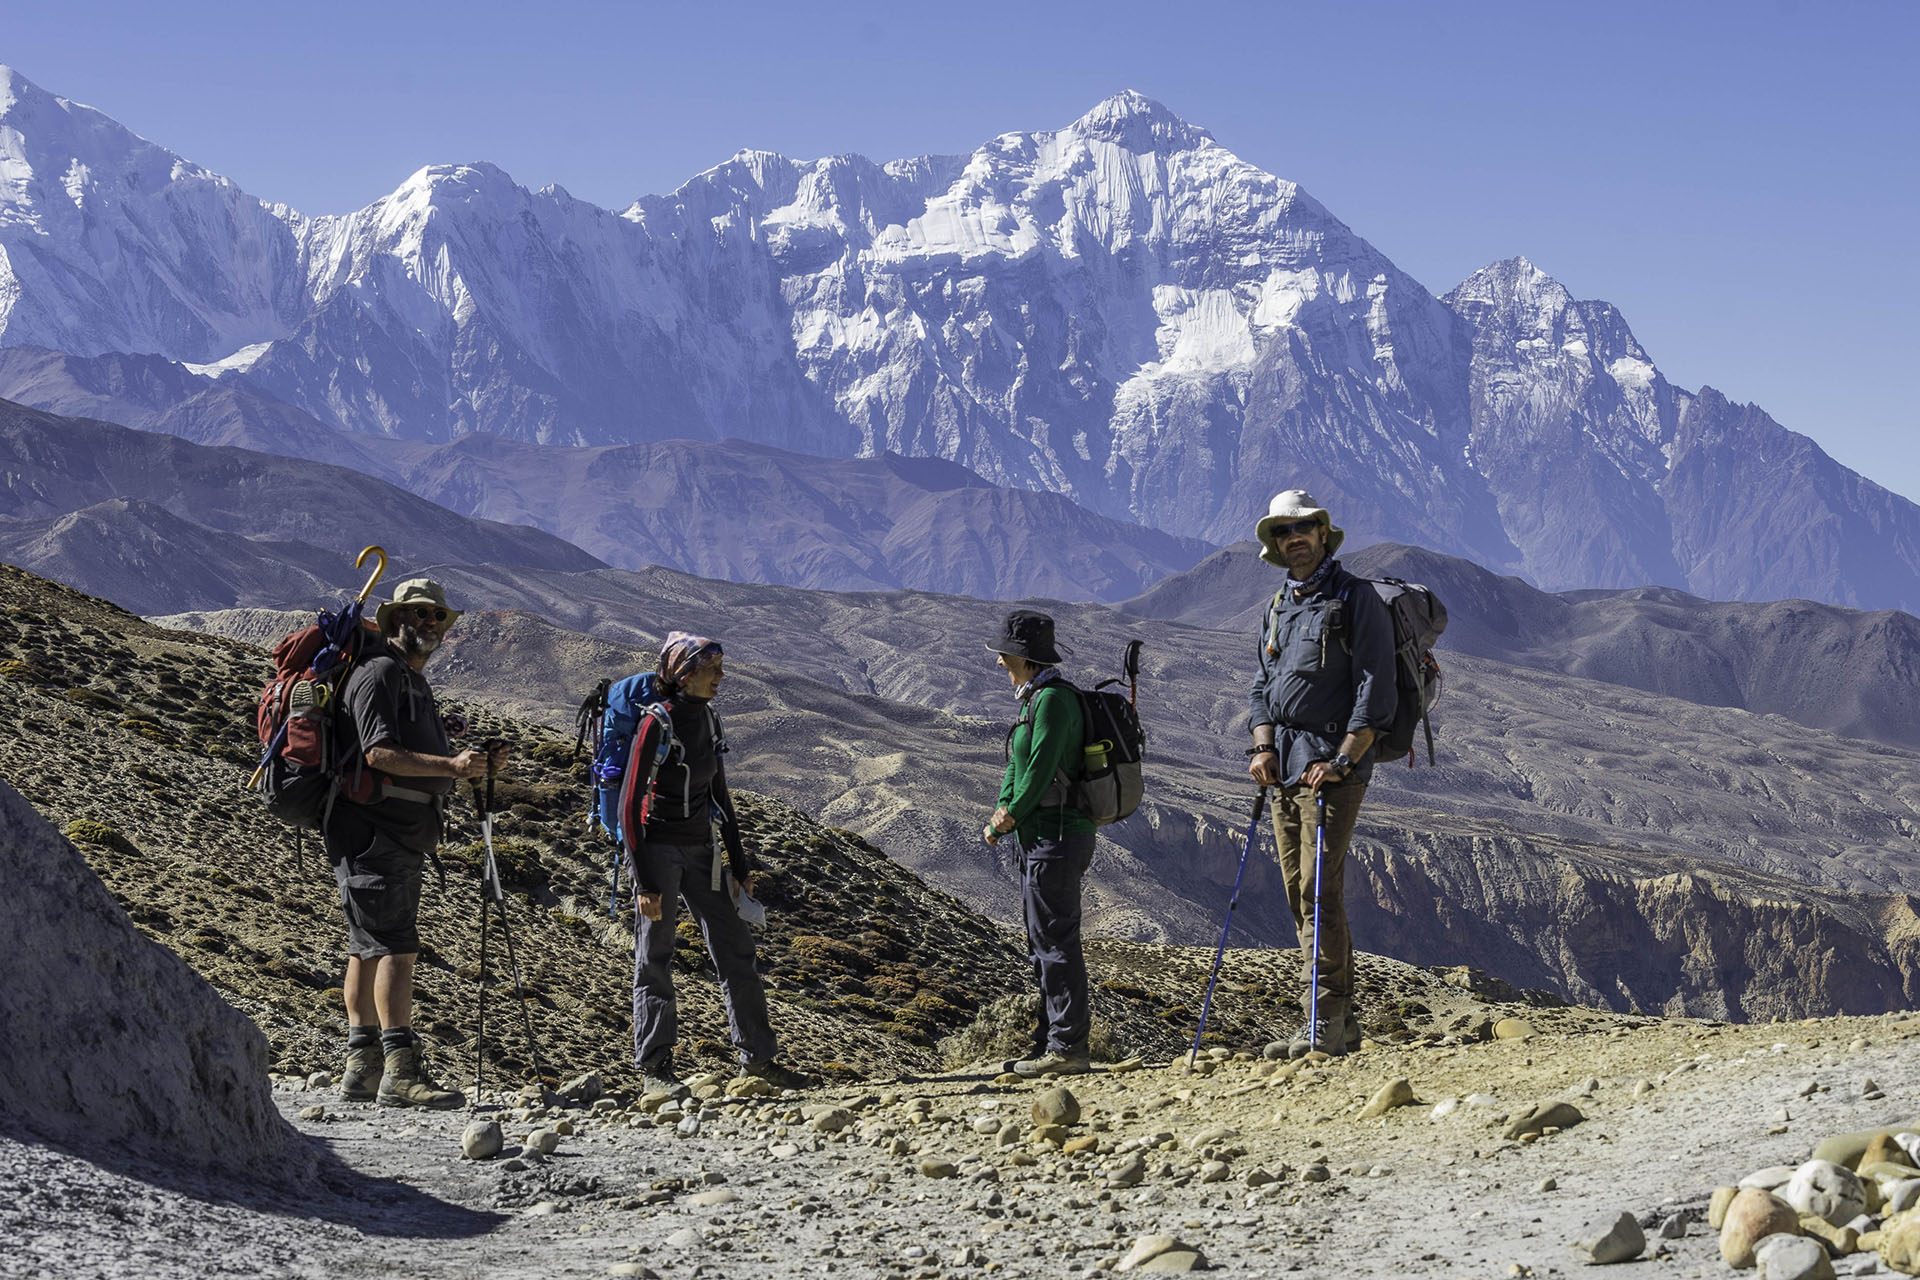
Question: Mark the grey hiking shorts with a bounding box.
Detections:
[329,826,426,957]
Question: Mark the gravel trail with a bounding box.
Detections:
[8,1013,1917,1279]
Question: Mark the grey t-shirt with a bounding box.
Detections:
[333,649,453,853]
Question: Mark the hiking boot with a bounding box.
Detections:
[638,1053,691,1099]
[340,1044,384,1102]
[1010,1049,1091,1078]
[1286,1021,1345,1059]
[1343,1011,1363,1053]
[738,1059,815,1092]
[376,1046,465,1110]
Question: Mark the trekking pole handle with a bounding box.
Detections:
[1251,786,1268,823]
[353,545,388,603]
[483,736,504,814]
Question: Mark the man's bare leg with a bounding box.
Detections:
[344,954,379,1026]
[372,953,417,1029]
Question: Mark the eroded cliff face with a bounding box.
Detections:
[1345,820,1920,1020]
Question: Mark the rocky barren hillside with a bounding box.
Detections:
[2,561,1431,1090]
[11,572,1920,1279]
[155,545,1920,1022]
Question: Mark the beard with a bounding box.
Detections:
[395,622,442,659]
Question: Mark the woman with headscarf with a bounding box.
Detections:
[622,632,806,1093]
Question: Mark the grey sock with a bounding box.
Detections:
[380,1026,416,1056]
[347,1024,380,1050]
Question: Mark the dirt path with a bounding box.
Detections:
[9,1012,1918,1279]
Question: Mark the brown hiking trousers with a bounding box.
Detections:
[1269,780,1367,1007]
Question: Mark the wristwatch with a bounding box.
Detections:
[1330,753,1353,777]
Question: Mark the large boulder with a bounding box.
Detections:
[0,779,300,1175]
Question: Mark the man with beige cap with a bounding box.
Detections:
[327,577,507,1108]
[1246,492,1396,1057]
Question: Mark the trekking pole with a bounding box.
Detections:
[1186,788,1267,1073]
[1308,787,1328,1053]
[470,739,548,1099]
[471,803,491,1108]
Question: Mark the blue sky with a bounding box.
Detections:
[7,0,1918,498]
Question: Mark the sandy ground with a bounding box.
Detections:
[7,1012,1919,1279]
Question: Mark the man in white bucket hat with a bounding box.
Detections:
[1246,491,1396,1058]
[329,577,507,1109]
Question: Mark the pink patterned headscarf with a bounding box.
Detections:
[659,631,723,685]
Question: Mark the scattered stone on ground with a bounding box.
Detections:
[1569,1210,1645,1264]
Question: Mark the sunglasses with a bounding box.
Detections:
[1267,518,1321,540]
[401,605,449,624]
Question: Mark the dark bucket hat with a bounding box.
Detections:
[986,609,1063,666]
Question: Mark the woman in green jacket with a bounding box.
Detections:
[984,609,1094,1076]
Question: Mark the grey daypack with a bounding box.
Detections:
[1343,576,1447,764]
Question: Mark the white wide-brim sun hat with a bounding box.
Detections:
[1254,490,1345,566]
[374,577,464,633]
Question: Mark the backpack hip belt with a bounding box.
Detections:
[383,783,446,810]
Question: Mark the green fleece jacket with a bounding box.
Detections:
[999,679,1095,839]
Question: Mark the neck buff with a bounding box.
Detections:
[1288,555,1338,599]
[1016,665,1062,701]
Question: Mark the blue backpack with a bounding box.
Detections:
[582,672,677,913]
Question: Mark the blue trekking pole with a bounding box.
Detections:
[1186,788,1268,1073]
[1307,787,1327,1053]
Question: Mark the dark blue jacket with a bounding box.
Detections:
[1248,560,1398,786]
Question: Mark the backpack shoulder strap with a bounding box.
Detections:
[1005,691,1036,761]
[1263,587,1290,655]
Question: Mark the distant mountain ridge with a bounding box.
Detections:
[0,398,604,611]
[1125,540,1920,750]
[4,65,1919,608]
[0,380,1211,601]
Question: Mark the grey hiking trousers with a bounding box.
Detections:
[630,839,777,1067]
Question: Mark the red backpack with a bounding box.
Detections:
[252,609,381,831]
[249,546,393,839]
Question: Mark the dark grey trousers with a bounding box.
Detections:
[630,840,777,1066]
[1020,831,1096,1055]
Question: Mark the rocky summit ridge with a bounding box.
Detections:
[5,67,1920,610]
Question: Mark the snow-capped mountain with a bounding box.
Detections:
[4,65,1916,608]
[0,68,304,361]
